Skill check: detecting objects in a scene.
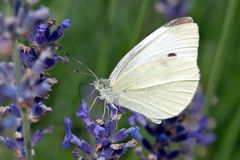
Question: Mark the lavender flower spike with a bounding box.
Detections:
[0,1,71,159]
[63,101,139,159]
[155,0,192,19]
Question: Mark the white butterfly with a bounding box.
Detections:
[93,17,200,124]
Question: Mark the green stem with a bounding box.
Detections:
[214,106,240,160]
[204,0,239,112]
[12,42,32,159]
[12,42,22,84]
[21,108,32,160]
[129,0,150,47]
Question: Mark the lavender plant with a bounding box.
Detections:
[155,0,192,19]
[128,89,216,160]
[0,0,70,159]
[63,101,140,160]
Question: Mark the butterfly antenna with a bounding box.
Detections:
[73,69,96,78]
[65,53,99,80]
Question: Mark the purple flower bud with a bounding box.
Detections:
[32,23,50,46]
[43,56,57,69]
[0,136,16,149]
[196,133,216,145]
[43,55,67,69]
[31,126,53,146]
[157,133,169,144]
[112,128,128,142]
[70,135,94,155]
[128,112,147,126]
[155,0,192,19]
[19,47,38,68]
[94,125,105,139]
[176,124,185,134]
[9,104,21,117]
[198,117,208,132]
[62,117,73,148]
[30,101,52,123]
[34,77,58,98]
[47,19,71,43]
[191,90,204,114]
[0,85,17,101]
[76,101,89,119]
[62,19,71,28]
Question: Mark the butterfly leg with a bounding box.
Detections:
[101,100,107,120]
[109,104,118,120]
[87,88,96,99]
[89,96,100,111]
[110,104,119,129]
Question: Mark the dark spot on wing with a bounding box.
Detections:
[167,53,177,57]
[165,17,193,27]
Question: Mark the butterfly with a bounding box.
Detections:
[93,17,199,124]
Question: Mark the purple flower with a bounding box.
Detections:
[30,19,71,46]
[0,3,50,37]
[0,126,53,159]
[63,102,139,159]
[155,0,192,19]
[19,47,38,68]
[0,1,70,159]
[47,19,71,43]
[29,97,53,123]
[18,43,69,69]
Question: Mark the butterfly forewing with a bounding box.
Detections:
[109,17,198,86]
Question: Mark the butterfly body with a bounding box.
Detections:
[94,17,200,124]
[94,79,116,104]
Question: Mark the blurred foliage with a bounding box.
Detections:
[1,0,240,160]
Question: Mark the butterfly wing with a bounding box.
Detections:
[109,17,198,85]
[109,17,199,123]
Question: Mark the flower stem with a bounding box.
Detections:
[21,108,32,160]
[12,42,22,84]
[12,42,32,160]
[204,0,239,112]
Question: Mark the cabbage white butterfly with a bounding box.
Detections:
[94,17,199,124]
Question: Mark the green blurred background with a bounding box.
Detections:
[1,0,240,159]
